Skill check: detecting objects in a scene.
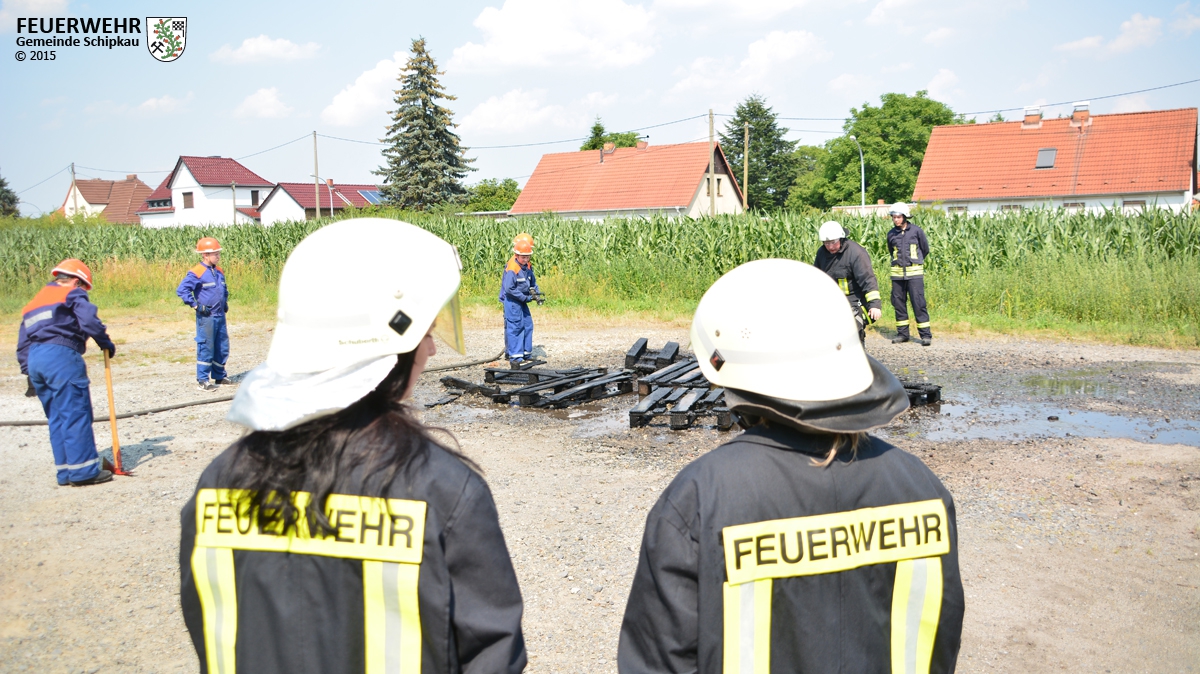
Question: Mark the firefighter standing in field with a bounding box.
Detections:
[887,202,932,345]
[180,219,526,674]
[17,259,117,486]
[814,220,882,345]
[499,232,542,366]
[618,259,963,674]
[176,237,230,391]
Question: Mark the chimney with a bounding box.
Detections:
[1071,101,1090,126]
[636,140,648,150]
[603,142,616,153]
[1022,105,1042,128]
[126,174,137,181]
[877,199,885,205]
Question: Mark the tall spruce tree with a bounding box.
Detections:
[374,38,473,209]
[719,95,798,211]
[0,170,18,217]
[580,117,639,151]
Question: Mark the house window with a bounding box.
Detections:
[251,190,259,206]
[946,206,967,213]
[1035,148,1057,169]
[1122,200,1145,214]
[1000,204,1023,212]
[183,192,194,209]
[1063,202,1085,212]
[706,177,723,197]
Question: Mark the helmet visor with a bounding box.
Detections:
[433,291,466,355]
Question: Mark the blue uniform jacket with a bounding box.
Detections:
[17,283,115,374]
[498,256,538,304]
[176,263,229,314]
[886,223,930,278]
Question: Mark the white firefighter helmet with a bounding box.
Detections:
[690,259,873,402]
[818,220,846,242]
[889,202,911,218]
[227,218,464,431]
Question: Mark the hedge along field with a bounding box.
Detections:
[1,208,1198,346]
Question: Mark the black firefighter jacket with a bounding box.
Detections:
[813,239,882,314]
[618,424,964,674]
[180,441,527,674]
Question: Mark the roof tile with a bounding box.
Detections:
[178,155,274,187]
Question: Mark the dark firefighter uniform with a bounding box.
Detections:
[176,262,230,384]
[886,222,931,341]
[618,424,964,674]
[180,440,527,674]
[17,283,116,484]
[498,256,539,361]
[814,239,882,344]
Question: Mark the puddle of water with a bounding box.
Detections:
[569,410,629,438]
[1022,373,1124,398]
[893,397,1200,446]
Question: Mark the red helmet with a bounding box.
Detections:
[51,258,93,290]
[196,237,222,254]
[512,232,534,255]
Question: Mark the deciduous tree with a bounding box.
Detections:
[719,95,798,211]
[580,117,640,151]
[465,178,521,212]
[374,38,473,209]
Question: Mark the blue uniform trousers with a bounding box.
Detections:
[195,313,229,382]
[502,300,533,359]
[27,343,101,484]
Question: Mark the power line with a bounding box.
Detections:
[963,77,1200,115]
[16,165,70,194]
[237,133,310,160]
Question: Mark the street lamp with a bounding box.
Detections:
[310,174,336,219]
[848,135,865,210]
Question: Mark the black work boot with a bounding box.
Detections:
[919,338,932,346]
[70,470,113,487]
[891,334,910,344]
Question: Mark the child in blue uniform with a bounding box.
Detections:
[498,232,541,365]
[176,237,230,390]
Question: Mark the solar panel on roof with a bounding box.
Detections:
[359,189,383,205]
[1035,148,1057,169]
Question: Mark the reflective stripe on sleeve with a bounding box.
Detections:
[192,546,238,674]
[364,560,422,674]
[890,556,943,674]
[722,578,772,674]
[865,290,881,302]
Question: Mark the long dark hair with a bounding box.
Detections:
[219,350,475,537]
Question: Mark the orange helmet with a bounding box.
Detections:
[512,232,534,255]
[51,258,93,290]
[196,237,222,254]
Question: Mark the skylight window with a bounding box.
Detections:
[1035,148,1057,169]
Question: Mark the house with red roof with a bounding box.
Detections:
[59,174,152,224]
[136,156,275,227]
[509,141,744,220]
[259,181,382,225]
[912,104,1197,214]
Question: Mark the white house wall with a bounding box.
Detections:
[138,212,175,228]
[165,165,266,226]
[61,185,106,217]
[260,191,306,225]
[685,174,744,218]
[921,191,1191,214]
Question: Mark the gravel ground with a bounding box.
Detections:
[0,316,1197,673]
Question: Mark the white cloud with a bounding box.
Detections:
[234,88,293,119]
[321,51,405,127]
[923,26,953,44]
[926,68,958,101]
[449,0,655,71]
[1173,2,1200,34]
[881,62,913,73]
[866,0,916,26]
[671,30,828,94]
[138,93,192,114]
[828,73,871,91]
[0,0,67,33]
[1054,13,1162,54]
[460,89,617,136]
[653,0,809,19]
[210,35,320,63]
[1110,94,1151,113]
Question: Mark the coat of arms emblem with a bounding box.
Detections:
[147,17,186,62]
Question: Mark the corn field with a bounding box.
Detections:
[1,209,1198,344]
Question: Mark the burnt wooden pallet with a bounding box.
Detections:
[533,371,634,408]
[484,366,595,385]
[636,357,700,395]
[626,338,682,373]
[492,368,610,404]
[628,384,729,430]
[439,376,500,397]
[901,381,942,406]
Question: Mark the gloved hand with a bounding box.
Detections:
[104,345,117,358]
[25,376,36,397]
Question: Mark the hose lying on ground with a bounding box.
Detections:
[0,351,505,427]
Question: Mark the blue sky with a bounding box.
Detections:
[2,0,1197,215]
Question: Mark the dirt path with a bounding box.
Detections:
[0,316,1197,673]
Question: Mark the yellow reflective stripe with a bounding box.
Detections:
[364,560,423,674]
[905,266,924,277]
[915,322,930,329]
[837,278,850,295]
[722,500,949,585]
[194,489,426,564]
[722,578,772,674]
[890,266,904,277]
[895,320,910,326]
[909,244,918,259]
[890,557,943,674]
[865,290,881,302]
[192,546,237,674]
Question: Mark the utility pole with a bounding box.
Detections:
[326,179,335,219]
[742,122,749,211]
[313,131,321,220]
[708,109,715,218]
[231,181,237,225]
[70,162,79,217]
[849,135,865,210]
